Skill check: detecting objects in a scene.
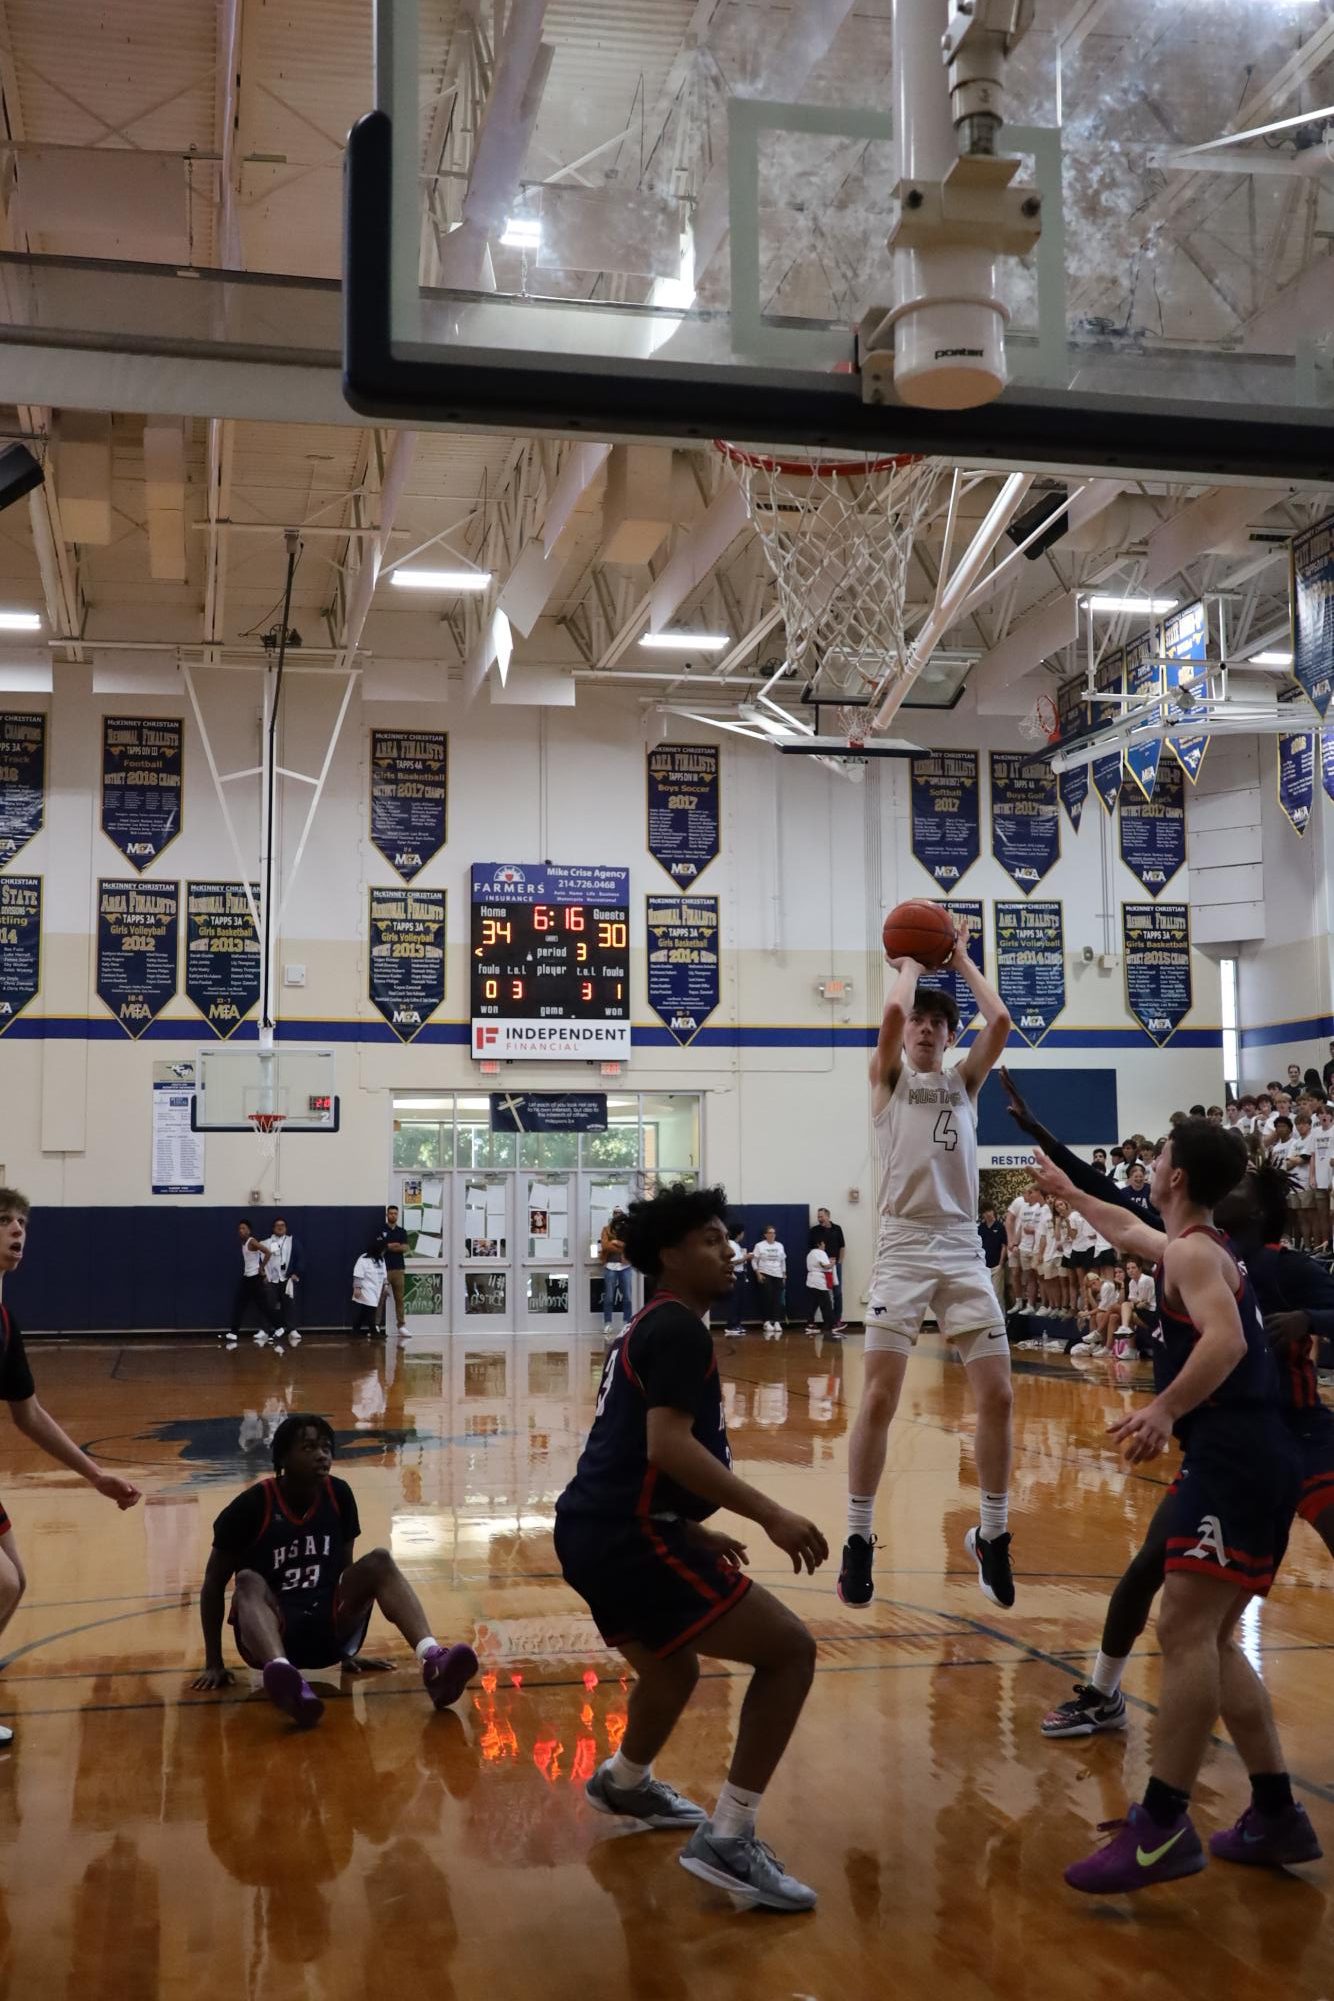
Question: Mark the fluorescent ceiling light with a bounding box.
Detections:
[1083,595,1178,614]
[640,632,730,653]
[395,1097,453,1109]
[0,610,41,631]
[500,216,541,250]
[390,569,492,593]
[1251,651,1293,667]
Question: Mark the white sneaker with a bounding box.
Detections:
[253,1331,269,1346]
[1069,1341,1094,1356]
[726,1326,742,1337]
[288,1330,301,1345]
[0,1723,12,1746]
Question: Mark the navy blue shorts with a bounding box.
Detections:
[554,1512,751,1659]
[1164,1415,1301,1598]
[229,1588,372,1670]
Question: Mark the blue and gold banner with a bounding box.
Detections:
[1123,902,1191,1047]
[1092,752,1123,817]
[0,712,45,868]
[994,901,1065,1048]
[370,730,448,881]
[1277,732,1315,837]
[1058,764,1088,833]
[647,744,720,883]
[646,894,720,1046]
[0,874,40,1035]
[96,878,178,1039]
[1292,514,1334,718]
[101,716,182,869]
[1122,630,1162,800]
[920,898,984,1028]
[1163,600,1209,783]
[1119,756,1185,896]
[990,752,1059,893]
[910,749,980,888]
[369,886,446,1043]
[1322,732,1334,805]
[185,881,260,1039]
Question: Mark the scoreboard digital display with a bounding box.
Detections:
[470,862,631,1061]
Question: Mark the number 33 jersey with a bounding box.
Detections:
[875,1061,978,1232]
[210,1475,360,1615]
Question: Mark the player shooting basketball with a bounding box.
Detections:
[839,909,1015,1612]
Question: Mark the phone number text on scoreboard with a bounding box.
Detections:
[470,862,631,1062]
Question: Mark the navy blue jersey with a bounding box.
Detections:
[1243,1241,1334,1420]
[1152,1227,1279,1440]
[212,1475,359,1616]
[0,1306,35,1403]
[556,1296,730,1523]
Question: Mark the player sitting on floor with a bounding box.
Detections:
[0,1186,143,1747]
[554,1182,828,1913]
[192,1413,477,1727]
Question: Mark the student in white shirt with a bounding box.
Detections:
[1006,1182,1044,1311]
[229,1216,281,1344]
[1033,1202,1059,1313]
[805,1245,836,1335]
[352,1234,388,1337]
[1116,1258,1157,1359]
[1310,1102,1334,1251]
[751,1226,788,1339]
[1288,1113,1318,1250]
[725,1231,750,1337]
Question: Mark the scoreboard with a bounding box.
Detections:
[470,862,631,1061]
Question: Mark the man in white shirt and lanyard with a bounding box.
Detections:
[839,915,1015,1613]
[263,1216,301,1344]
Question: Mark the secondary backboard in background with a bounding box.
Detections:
[345,0,1334,479]
[192,1046,340,1134]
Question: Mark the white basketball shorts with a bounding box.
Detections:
[866,1221,1008,1365]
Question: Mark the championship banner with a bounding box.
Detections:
[1123,902,1192,1048]
[646,744,720,883]
[990,752,1059,893]
[1092,752,1123,817]
[920,898,984,1028]
[994,901,1065,1047]
[97,878,179,1039]
[1058,765,1089,834]
[909,749,980,888]
[370,730,448,881]
[368,886,446,1043]
[1122,630,1162,800]
[101,716,183,869]
[0,712,46,867]
[0,875,40,1035]
[1119,756,1185,896]
[1292,514,1334,718]
[1277,732,1315,837]
[490,1093,608,1133]
[185,881,260,1038]
[1322,732,1334,805]
[646,894,720,1046]
[1163,600,1209,782]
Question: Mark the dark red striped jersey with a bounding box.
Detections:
[1152,1226,1279,1441]
[556,1296,730,1523]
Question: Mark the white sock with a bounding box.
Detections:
[847,1495,875,1542]
[414,1636,441,1661]
[1092,1650,1127,1696]
[979,1492,1009,1540]
[713,1779,764,1840]
[608,1749,651,1790]
[269,1655,291,1669]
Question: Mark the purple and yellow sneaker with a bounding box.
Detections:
[1209,1803,1322,1868]
[262,1659,324,1729]
[1065,1804,1206,1894]
[421,1642,479,1710]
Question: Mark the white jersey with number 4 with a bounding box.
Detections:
[875,1061,977,1233]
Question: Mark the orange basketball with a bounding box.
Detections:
[882,899,957,969]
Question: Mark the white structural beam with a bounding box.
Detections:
[1142,485,1289,591]
[334,431,419,670]
[436,0,553,291]
[971,592,1081,711]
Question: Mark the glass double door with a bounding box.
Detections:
[452,1170,638,1332]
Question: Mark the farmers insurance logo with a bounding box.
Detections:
[491,866,526,888]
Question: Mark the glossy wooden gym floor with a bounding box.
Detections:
[1,1333,1330,2001]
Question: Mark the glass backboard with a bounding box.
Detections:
[192,1045,340,1133]
[345,0,1334,479]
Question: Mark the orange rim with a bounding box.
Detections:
[714,439,924,479]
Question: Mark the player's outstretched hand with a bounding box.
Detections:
[1030,1146,1077,1205]
[342,1654,396,1674]
[1107,1399,1173,1464]
[762,1505,829,1575]
[93,1472,142,1509]
[686,1523,750,1569]
[192,1665,234,1691]
[998,1065,1042,1140]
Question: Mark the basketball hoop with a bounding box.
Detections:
[1018,692,1060,746]
[247,1110,287,1185]
[715,442,943,708]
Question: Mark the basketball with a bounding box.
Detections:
[881,899,957,969]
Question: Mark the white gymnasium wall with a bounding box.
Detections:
[0,670,1225,1303]
[1235,735,1334,1087]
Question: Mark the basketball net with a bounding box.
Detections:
[716,444,943,725]
[1018,692,1060,746]
[247,1111,286,1191]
